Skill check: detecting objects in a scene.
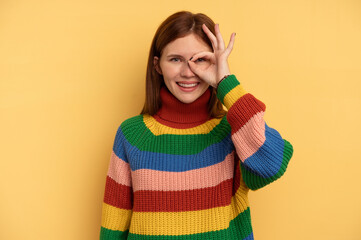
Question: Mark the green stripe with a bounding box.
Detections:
[100,227,129,240]
[121,115,232,155]
[127,208,253,240]
[241,139,293,190]
[216,75,240,104]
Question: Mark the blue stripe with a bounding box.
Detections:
[112,125,129,163]
[114,128,234,172]
[243,123,285,178]
[243,233,254,240]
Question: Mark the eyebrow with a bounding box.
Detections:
[165,54,185,59]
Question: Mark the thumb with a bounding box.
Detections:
[187,60,202,76]
[187,51,214,76]
[188,60,215,87]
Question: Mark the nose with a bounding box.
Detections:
[180,62,196,78]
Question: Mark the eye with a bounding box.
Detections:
[170,58,181,62]
[195,58,206,62]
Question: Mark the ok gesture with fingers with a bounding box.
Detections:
[188,23,236,88]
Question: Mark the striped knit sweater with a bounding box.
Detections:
[100,75,294,240]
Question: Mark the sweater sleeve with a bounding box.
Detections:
[100,124,133,239]
[217,75,294,190]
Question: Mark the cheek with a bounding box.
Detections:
[161,62,180,78]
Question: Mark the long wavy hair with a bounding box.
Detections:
[140,11,226,118]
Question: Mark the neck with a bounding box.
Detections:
[153,86,211,129]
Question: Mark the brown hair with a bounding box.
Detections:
[140,11,227,118]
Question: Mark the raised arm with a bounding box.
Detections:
[217,75,294,190]
[188,23,293,190]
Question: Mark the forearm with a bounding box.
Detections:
[217,75,294,190]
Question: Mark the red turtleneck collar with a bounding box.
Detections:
[153,86,212,129]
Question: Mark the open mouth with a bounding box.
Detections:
[176,82,200,88]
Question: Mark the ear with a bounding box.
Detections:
[153,56,162,75]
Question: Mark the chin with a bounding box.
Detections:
[178,96,197,104]
[175,91,205,104]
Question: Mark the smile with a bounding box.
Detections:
[176,82,200,88]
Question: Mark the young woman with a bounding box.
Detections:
[100,11,293,240]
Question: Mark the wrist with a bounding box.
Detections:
[216,74,231,89]
[216,75,247,109]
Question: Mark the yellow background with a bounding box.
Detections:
[1,0,360,239]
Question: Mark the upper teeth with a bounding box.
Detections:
[178,82,198,87]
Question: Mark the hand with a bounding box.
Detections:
[188,23,236,88]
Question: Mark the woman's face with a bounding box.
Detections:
[154,33,212,104]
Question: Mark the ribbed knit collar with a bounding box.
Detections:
[153,86,211,129]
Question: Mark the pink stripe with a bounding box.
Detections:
[232,111,266,162]
[132,152,235,192]
[107,151,132,187]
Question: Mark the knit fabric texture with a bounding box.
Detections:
[100,75,294,240]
